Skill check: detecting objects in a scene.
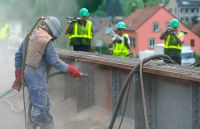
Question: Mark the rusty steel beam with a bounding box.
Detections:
[57,49,200,82]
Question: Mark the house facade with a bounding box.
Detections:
[166,0,200,23]
[124,4,200,56]
[191,23,200,36]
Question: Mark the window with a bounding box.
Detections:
[185,17,189,22]
[152,23,160,32]
[149,39,156,48]
[191,8,195,13]
[130,37,136,48]
[180,8,184,13]
[185,8,188,13]
[197,8,199,13]
[191,39,195,47]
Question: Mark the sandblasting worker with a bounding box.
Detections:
[12,16,82,129]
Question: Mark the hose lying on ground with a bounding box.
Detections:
[108,54,174,129]
[0,71,65,114]
[0,88,29,113]
[0,89,13,99]
[0,71,67,129]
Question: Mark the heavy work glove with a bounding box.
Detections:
[12,69,22,91]
[66,64,82,78]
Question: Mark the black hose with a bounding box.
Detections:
[27,71,65,128]
[0,71,62,100]
[22,16,45,129]
[140,58,149,129]
[0,89,14,99]
[47,71,65,79]
[108,54,173,129]
[117,83,131,129]
[190,61,200,67]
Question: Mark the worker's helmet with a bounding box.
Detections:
[43,16,62,39]
[117,21,126,29]
[170,19,180,28]
[79,8,89,17]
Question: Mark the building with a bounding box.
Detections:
[92,17,113,49]
[166,0,200,23]
[124,4,200,56]
[92,16,124,50]
[191,23,200,36]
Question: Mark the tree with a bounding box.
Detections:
[118,0,144,16]
[77,0,104,13]
[145,0,160,6]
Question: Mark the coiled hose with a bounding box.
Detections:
[108,54,173,129]
[22,17,45,128]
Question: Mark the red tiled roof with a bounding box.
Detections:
[124,4,164,31]
[191,23,200,36]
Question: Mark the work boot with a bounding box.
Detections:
[40,122,54,129]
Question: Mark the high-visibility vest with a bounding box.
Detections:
[164,32,184,50]
[0,25,9,40]
[69,20,92,40]
[113,34,129,57]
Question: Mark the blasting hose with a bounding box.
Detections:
[108,54,173,129]
[0,89,13,100]
[21,16,45,128]
[190,61,200,67]
[27,71,88,129]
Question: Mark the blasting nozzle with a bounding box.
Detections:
[81,73,88,78]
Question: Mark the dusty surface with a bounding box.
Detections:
[0,89,110,129]
[0,87,134,129]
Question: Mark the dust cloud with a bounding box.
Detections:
[0,0,80,93]
[0,0,80,129]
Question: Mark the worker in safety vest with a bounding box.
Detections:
[0,24,10,40]
[12,16,82,129]
[0,24,10,50]
[65,8,93,52]
[112,21,133,57]
[160,18,185,65]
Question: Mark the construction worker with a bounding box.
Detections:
[0,24,10,50]
[65,8,93,52]
[160,18,185,65]
[112,21,133,57]
[0,24,10,40]
[12,16,82,129]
